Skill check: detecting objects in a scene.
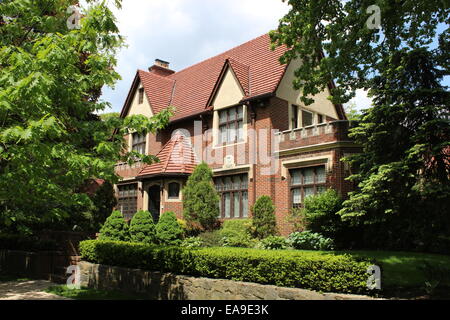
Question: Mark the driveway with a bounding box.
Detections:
[0,280,71,300]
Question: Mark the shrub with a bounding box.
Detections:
[288,231,335,251]
[219,219,256,248]
[256,236,288,250]
[251,196,277,239]
[129,210,157,244]
[286,207,308,233]
[180,237,204,248]
[182,163,220,231]
[79,240,373,294]
[98,211,130,242]
[155,212,184,245]
[302,189,344,238]
[197,230,222,247]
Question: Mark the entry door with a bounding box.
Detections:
[148,185,161,223]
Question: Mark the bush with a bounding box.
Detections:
[156,212,184,245]
[129,210,157,244]
[197,230,223,247]
[98,211,130,242]
[219,219,256,248]
[180,237,203,248]
[302,189,344,240]
[79,240,373,294]
[288,231,335,251]
[251,196,277,239]
[256,236,288,250]
[286,207,308,233]
[183,163,220,231]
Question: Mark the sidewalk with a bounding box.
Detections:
[0,280,71,300]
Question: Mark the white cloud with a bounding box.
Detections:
[345,89,373,111]
[100,0,290,113]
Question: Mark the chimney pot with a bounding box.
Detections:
[148,59,175,76]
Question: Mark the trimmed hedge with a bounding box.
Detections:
[79,240,374,294]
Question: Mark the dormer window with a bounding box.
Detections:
[218,105,244,145]
[132,132,146,155]
[291,105,324,130]
[138,87,144,104]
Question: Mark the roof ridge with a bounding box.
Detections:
[168,33,269,77]
[138,69,176,83]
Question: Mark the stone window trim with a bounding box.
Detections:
[214,173,249,219]
[164,180,183,202]
[281,155,332,179]
[213,104,248,147]
[289,165,327,209]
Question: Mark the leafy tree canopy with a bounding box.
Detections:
[0,0,172,233]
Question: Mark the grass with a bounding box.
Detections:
[45,285,149,300]
[0,274,32,283]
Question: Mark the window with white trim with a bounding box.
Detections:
[290,166,326,208]
[132,132,146,155]
[218,105,244,144]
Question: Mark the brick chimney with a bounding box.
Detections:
[148,59,175,77]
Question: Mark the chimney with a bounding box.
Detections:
[148,59,175,77]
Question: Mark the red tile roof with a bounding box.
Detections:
[137,133,199,177]
[128,33,289,121]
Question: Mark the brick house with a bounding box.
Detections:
[114,33,359,235]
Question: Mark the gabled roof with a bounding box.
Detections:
[137,133,199,177]
[121,33,289,121]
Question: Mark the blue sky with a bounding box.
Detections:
[99,0,374,114]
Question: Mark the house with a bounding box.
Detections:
[114,33,359,235]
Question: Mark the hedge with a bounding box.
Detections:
[79,240,374,294]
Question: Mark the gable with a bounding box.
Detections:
[125,81,153,118]
[276,58,340,120]
[211,67,245,110]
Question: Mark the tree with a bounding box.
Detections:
[182,162,220,231]
[155,211,184,245]
[90,181,117,231]
[271,1,449,252]
[98,210,129,241]
[251,196,277,239]
[0,0,173,234]
[129,210,157,244]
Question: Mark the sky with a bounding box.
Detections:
[99,0,373,114]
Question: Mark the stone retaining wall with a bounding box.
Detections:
[78,261,377,300]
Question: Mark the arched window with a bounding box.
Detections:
[168,182,180,199]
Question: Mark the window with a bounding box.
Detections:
[218,105,244,144]
[117,184,138,219]
[168,182,180,199]
[302,110,313,127]
[214,174,248,218]
[318,114,324,124]
[291,104,299,129]
[138,87,144,104]
[132,132,146,155]
[290,166,326,208]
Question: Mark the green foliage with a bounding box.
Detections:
[90,181,118,232]
[219,219,256,248]
[256,236,288,250]
[270,0,448,106]
[288,231,335,251]
[182,163,220,231]
[0,0,172,234]
[197,230,223,247]
[180,236,204,249]
[79,240,373,294]
[286,207,308,233]
[98,211,129,242]
[271,2,449,253]
[129,210,156,244]
[155,211,184,245]
[251,196,277,239]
